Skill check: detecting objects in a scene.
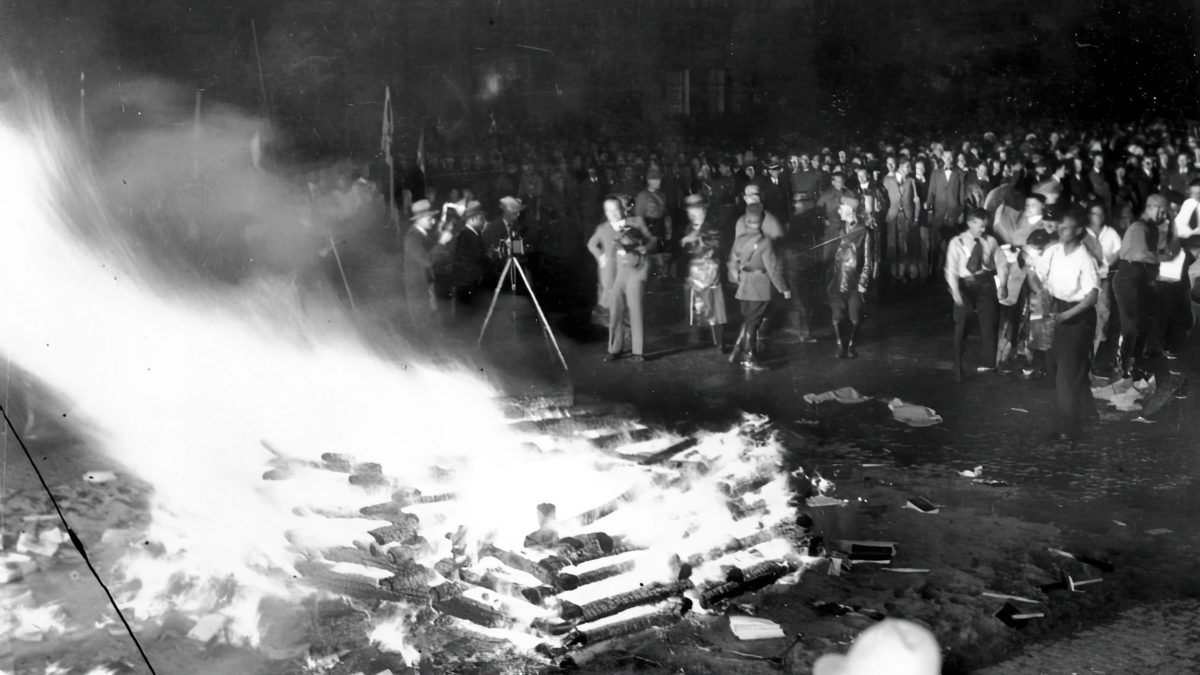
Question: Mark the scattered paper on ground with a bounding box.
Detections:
[729,615,786,640]
[1092,376,1155,412]
[803,387,872,405]
[888,398,943,427]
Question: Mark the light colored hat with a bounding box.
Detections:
[410,199,435,221]
[499,196,525,212]
[743,183,761,197]
[840,195,861,209]
[684,193,708,208]
[462,200,485,219]
[812,619,941,675]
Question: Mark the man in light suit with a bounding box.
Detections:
[587,195,657,361]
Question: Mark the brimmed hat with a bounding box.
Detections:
[410,199,435,221]
[684,193,708,208]
[462,200,485,219]
[646,166,663,180]
[840,195,860,209]
[499,196,525,212]
[743,183,761,197]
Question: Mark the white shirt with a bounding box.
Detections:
[1084,225,1121,279]
[1035,242,1100,303]
[944,231,1003,281]
[1174,197,1200,239]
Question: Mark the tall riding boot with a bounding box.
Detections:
[833,322,848,359]
[846,322,859,359]
[711,324,725,350]
[756,317,770,354]
[728,326,747,364]
[742,327,765,371]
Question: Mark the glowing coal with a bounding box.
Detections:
[0,78,818,669]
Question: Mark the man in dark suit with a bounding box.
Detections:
[1132,155,1158,213]
[1086,154,1113,214]
[452,201,489,312]
[404,199,439,330]
[1164,152,1195,195]
[761,162,790,220]
[928,150,966,276]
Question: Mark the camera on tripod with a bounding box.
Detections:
[500,235,526,257]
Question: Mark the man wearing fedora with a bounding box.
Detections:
[452,200,489,315]
[404,199,440,330]
[482,195,526,288]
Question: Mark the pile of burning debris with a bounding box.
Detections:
[283,398,820,669]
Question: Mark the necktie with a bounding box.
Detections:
[966,238,983,274]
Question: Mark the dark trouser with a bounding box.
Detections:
[1112,261,1154,366]
[953,274,999,370]
[1150,279,1190,353]
[785,261,818,337]
[738,299,770,355]
[1050,298,1096,439]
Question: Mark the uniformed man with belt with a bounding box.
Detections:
[728,204,791,370]
[945,208,1008,382]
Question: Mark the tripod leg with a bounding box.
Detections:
[513,257,570,374]
[477,257,514,349]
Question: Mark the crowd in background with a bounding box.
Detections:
[398,121,1200,439]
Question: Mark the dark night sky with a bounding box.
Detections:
[2,0,1198,154]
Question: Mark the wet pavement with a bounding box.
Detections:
[453,269,1200,673]
[4,253,1200,673]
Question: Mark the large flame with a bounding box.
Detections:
[0,80,806,666]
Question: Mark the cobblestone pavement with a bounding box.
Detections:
[977,600,1200,674]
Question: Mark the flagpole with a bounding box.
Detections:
[381,85,399,240]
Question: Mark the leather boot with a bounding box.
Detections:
[728,326,747,364]
[834,322,848,359]
[846,322,859,359]
[712,324,725,350]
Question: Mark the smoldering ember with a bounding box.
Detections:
[4,2,1200,675]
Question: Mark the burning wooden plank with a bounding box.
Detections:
[480,544,570,586]
[555,559,637,591]
[296,559,428,603]
[430,581,518,629]
[698,559,798,609]
[589,427,658,450]
[460,568,557,606]
[558,579,694,624]
[561,597,691,649]
[510,414,634,436]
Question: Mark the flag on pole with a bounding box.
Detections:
[380,86,393,166]
[381,86,398,228]
[417,126,426,175]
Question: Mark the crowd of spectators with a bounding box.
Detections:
[399,120,1200,439]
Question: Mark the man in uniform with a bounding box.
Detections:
[827,196,875,359]
[728,204,791,370]
[634,166,672,280]
[782,191,823,342]
[680,193,727,349]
